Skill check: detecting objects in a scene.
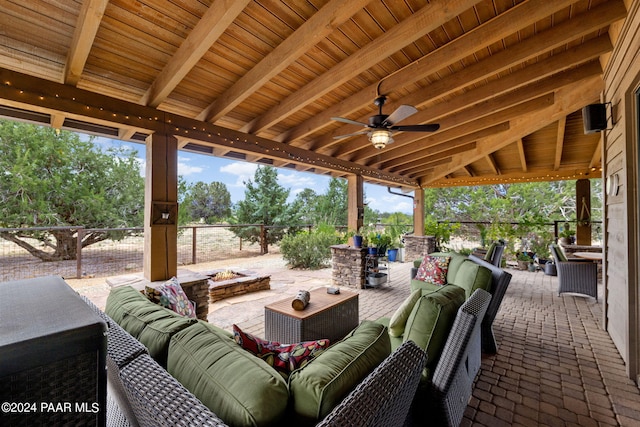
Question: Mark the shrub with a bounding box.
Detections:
[280,229,342,269]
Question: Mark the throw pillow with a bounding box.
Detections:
[415,255,451,285]
[232,324,330,376]
[144,285,170,308]
[388,289,422,337]
[157,277,196,318]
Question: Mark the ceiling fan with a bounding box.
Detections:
[331,95,440,149]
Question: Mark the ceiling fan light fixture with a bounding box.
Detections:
[370,129,393,149]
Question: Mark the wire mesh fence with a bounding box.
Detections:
[0,225,265,282]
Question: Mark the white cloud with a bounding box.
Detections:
[219,162,258,187]
[178,159,204,176]
[278,171,316,188]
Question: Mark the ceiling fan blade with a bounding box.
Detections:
[383,105,418,126]
[331,116,368,127]
[390,123,440,132]
[333,130,369,140]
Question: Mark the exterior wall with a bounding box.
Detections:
[603,0,640,380]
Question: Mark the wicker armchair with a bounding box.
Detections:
[410,288,492,427]
[316,341,426,427]
[549,244,598,299]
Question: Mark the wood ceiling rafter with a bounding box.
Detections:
[517,139,528,173]
[239,0,480,135]
[64,0,109,86]
[554,117,567,170]
[421,75,604,185]
[286,0,617,150]
[196,0,370,123]
[141,0,250,108]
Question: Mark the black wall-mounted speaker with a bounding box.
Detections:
[582,103,608,134]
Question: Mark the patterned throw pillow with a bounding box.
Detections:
[232,324,330,376]
[144,286,170,308]
[157,277,196,318]
[415,255,451,285]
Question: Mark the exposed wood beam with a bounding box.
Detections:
[421,75,604,185]
[377,94,555,172]
[387,125,505,173]
[197,0,370,122]
[400,144,475,177]
[486,154,500,175]
[428,168,601,187]
[50,113,65,130]
[239,0,480,134]
[590,137,603,168]
[285,0,621,147]
[516,139,527,172]
[341,47,607,162]
[141,0,250,107]
[463,166,475,177]
[554,117,567,170]
[118,128,137,141]
[0,67,416,188]
[64,0,109,85]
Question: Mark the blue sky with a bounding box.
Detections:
[89,135,415,215]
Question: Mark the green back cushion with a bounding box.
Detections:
[410,279,440,294]
[168,321,289,427]
[105,286,196,366]
[388,289,422,337]
[451,260,493,299]
[288,321,390,423]
[403,285,465,380]
[484,243,497,261]
[375,317,406,353]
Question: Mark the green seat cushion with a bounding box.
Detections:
[403,285,465,380]
[288,321,390,423]
[168,321,289,427]
[450,259,493,299]
[388,289,422,337]
[105,286,196,366]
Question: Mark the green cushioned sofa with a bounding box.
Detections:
[101,285,402,427]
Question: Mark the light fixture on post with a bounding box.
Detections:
[369,129,393,149]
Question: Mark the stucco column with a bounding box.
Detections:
[143,132,178,281]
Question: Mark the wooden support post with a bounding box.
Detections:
[347,175,364,234]
[143,132,178,281]
[576,178,592,245]
[414,188,425,236]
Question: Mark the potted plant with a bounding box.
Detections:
[516,252,533,270]
[346,228,363,248]
[559,223,573,246]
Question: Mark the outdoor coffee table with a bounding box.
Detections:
[264,288,359,343]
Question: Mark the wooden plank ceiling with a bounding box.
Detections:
[0,0,629,191]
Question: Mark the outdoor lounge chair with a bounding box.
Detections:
[316,341,426,427]
[549,244,598,299]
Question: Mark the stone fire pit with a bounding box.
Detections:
[204,269,271,302]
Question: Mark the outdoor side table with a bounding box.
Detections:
[265,288,359,343]
[0,276,107,427]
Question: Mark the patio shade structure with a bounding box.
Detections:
[3,0,640,385]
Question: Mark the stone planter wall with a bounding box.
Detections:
[205,270,271,302]
[331,244,367,289]
[404,235,436,262]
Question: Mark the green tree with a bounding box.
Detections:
[290,188,318,224]
[232,166,299,252]
[314,178,348,225]
[182,181,231,223]
[0,120,144,261]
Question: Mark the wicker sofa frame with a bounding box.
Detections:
[80,296,428,427]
